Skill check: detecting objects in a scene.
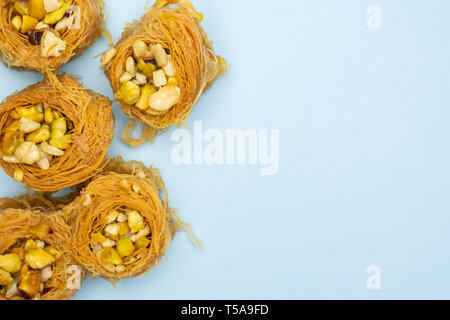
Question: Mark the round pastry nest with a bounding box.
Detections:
[103,0,229,147]
[0,201,80,300]
[0,73,114,192]
[0,0,106,73]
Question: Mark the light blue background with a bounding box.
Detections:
[0,0,449,299]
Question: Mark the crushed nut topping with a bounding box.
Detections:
[10,0,77,57]
[2,104,74,171]
[0,224,61,300]
[90,208,151,273]
[111,41,181,114]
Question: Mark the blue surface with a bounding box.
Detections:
[1,0,450,299]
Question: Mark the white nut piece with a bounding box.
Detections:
[106,210,119,224]
[55,16,70,33]
[148,85,181,112]
[44,0,62,13]
[37,157,50,170]
[35,22,49,31]
[125,56,136,77]
[38,145,53,161]
[119,72,133,83]
[103,263,116,273]
[40,142,64,156]
[135,72,147,85]
[2,155,20,163]
[41,31,66,58]
[132,40,148,59]
[135,225,150,240]
[40,266,53,282]
[14,142,40,165]
[83,194,92,206]
[104,223,120,237]
[116,265,125,273]
[117,213,128,223]
[101,48,117,66]
[131,183,141,194]
[162,58,177,77]
[152,69,167,88]
[36,240,45,248]
[150,43,168,67]
[5,277,18,298]
[19,118,41,133]
[102,239,116,248]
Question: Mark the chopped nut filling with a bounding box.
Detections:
[2,103,74,172]
[0,224,61,300]
[10,0,77,57]
[113,41,181,114]
[90,208,151,273]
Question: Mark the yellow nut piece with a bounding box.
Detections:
[100,247,123,266]
[116,239,135,258]
[43,0,72,25]
[20,15,38,33]
[9,247,25,260]
[24,239,37,251]
[49,134,72,150]
[128,210,145,233]
[119,222,130,236]
[50,117,67,138]
[0,254,22,273]
[117,81,141,105]
[136,237,151,250]
[3,131,24,156]
[167,76,178,86]
[119,179,130,190]
[6,120,20,132]
[18,265,40,299]
[137,59,156,78]
[11,15,22,31]
[29,223,51,238]
[43,246,62,259]
[136,84,157,110]
[12,106,44,123]
[14,1,29,16]
[0,268,13,286]
[25,248,56,269]
[195,12,204,22]
[26,124,50,143]
[28,0,46,20]
[91,232,107,244]
[14,168,24,182]
[44,108,54,124]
